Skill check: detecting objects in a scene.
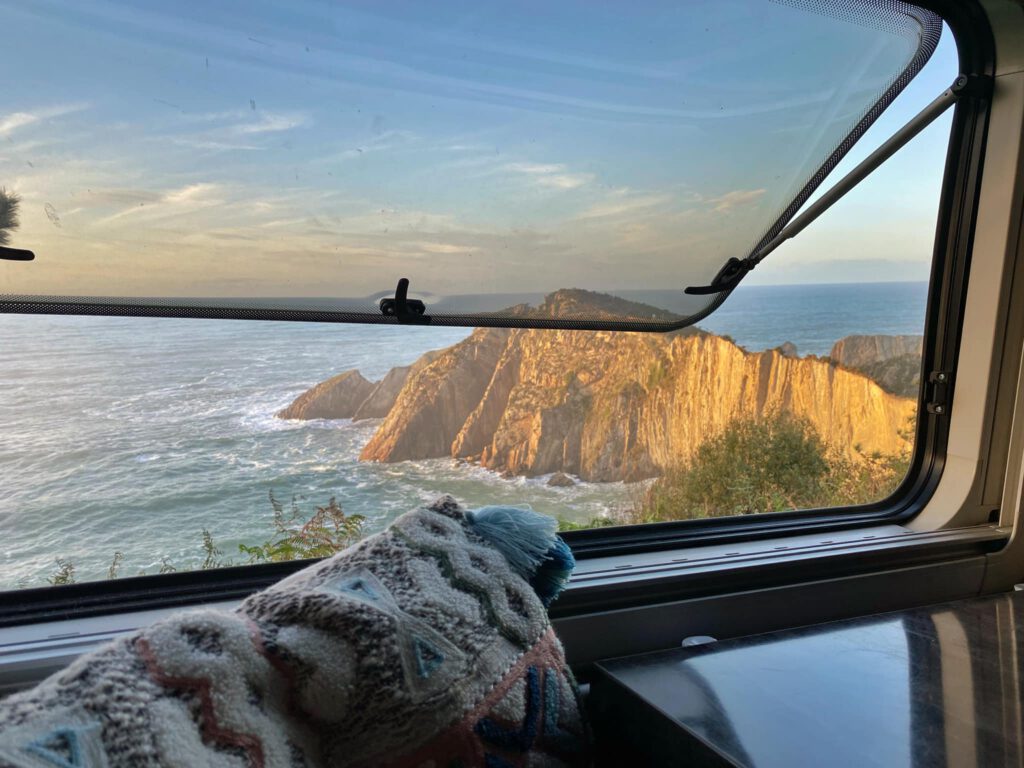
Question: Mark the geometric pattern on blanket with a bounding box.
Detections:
[0,496,588,767]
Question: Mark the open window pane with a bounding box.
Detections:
[0,0,939,329]
[0,1,958,591]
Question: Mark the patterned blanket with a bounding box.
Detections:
[0,497,587,767]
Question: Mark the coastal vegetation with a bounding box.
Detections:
[557,410,910,530]
[38,492,365,586]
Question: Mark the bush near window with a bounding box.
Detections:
[558,410,910,529]
[40,492,365,586]
[238,492,365,564]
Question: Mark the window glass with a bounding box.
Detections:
[0,0,940,328]
[0,2,957,589]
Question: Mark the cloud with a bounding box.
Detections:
[707,188,765,213]
[0,104,88,137]
[504,162,566,175]
[171,138,263,151]
[231,111,307,135]
[504,161,594,191]
[537,173,594,189]
[321,130,419,163]
[413,241,474,254]
[575,191,671,220]
[95,182,223,225]
[162,183,219,204]
[161,110,308,152]
[82,188,163,206]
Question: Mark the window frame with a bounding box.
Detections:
[0,0,997,627]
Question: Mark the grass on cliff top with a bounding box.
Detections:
[38,410,909,586]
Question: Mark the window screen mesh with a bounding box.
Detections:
[0,0,941,330]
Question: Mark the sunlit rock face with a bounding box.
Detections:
[277,351,445,421]
[353,292,917,482]
[276,370,377,420]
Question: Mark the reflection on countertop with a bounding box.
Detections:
[591,591,1024,767]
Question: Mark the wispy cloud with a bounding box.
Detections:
[322,129,420,162]
[504,161,594,190]
[231,111,307,135]
[412,241,474,254]
[0,104,88,137]
[576,189,672,220]
[95,182,223,225]
[161,110,308,153]
[504,162,565,175]
[162,183,219,204]
[171,138,263,152]
[707,188,765,213]
[538,173,594,189]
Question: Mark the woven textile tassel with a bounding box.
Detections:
[465,505,575,607]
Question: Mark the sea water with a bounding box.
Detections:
[0,281,928,587]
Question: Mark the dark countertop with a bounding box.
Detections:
[590,591,1024,767]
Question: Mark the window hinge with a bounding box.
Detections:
[686,74,990,297]
[926,371,951,416]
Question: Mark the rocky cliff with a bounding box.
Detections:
[276,370,377,420]
[282,291,918,481]
[353,291,917,481]
[277,350,442,421]
[359,329,512,462]
[830,334,923,398]
[830,334,922,369]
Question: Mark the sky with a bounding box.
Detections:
[0,0,959,309]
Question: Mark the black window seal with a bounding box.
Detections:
[0,0,996,625]
[0,523,1004,630]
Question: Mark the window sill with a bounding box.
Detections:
[553,522,1006,616]
[0,523,1006,696]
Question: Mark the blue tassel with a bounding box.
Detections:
[531,535,575,608]
[465,506,556,579]
[465,505,575,607]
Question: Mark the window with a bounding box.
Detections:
[0,0,965,592]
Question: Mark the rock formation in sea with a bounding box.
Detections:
[276,350,443,421]
[280,290,920,482]
[276,370,376,420]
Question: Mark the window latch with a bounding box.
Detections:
[683,258,754,295]
[379,277,429,325]
[0,246,34,261]
[926,370,951,416]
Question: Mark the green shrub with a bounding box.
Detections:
[47,558,75,586]
[238,491,365,564]
[107,551,124,580]
[557,516,618,532]
[625,411,909,524]
[34,492,366,587]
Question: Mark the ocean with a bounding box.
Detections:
[0,281,928,588]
